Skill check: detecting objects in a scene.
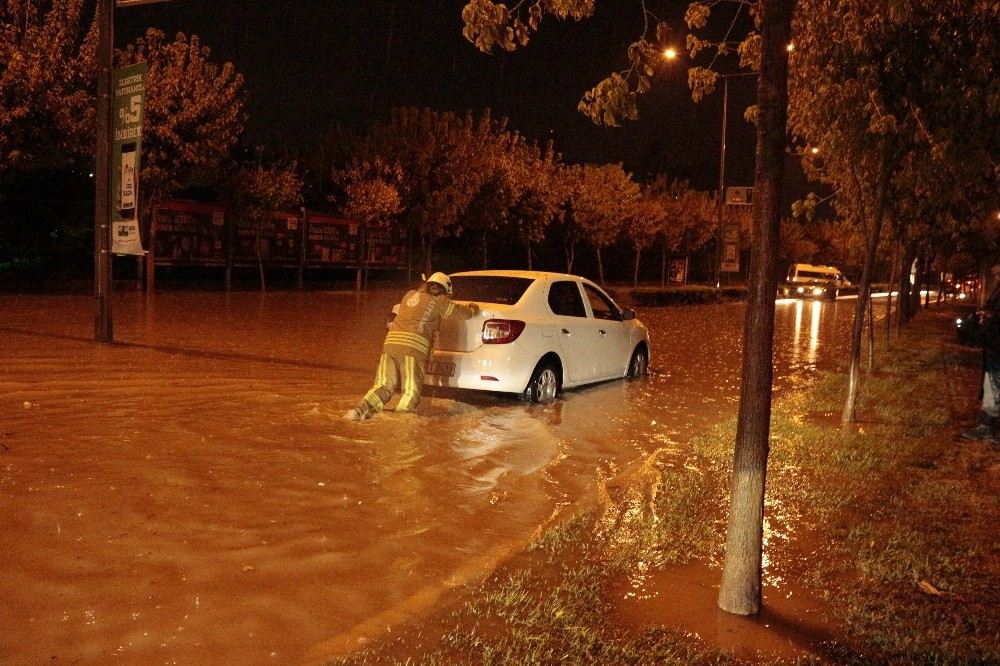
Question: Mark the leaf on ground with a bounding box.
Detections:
[918,579,946,596]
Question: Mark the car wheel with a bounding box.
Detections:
[522,362,560,404]
[627,346,648,379]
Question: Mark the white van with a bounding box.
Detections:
[780,263,849,300]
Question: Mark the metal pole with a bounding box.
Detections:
[94,0,114,342]
[714,75,729,288]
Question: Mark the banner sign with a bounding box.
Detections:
[111,62,147,255]
[725,186,753,206]
[721,224,740,273]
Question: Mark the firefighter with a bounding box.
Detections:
[346,272,479,420]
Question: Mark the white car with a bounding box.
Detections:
[424,270,650,402]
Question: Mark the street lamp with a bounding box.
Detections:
[714,71,757,287]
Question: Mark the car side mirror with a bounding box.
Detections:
[621,308,636,321]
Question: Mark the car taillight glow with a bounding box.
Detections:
[482,319,526,344]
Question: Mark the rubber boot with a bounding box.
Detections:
[961,413,996,441]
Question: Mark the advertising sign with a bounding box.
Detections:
[364,225,407,267]
[153,201,227,265]
[721,224,740,273]
[305,213,360,265]
[111,62,147,255]
[725,186,753,206]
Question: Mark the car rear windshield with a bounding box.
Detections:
[794,270,836,280]
[450,276,533,305]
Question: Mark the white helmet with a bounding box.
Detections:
[426,271,453,296]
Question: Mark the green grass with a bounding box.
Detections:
[331,306,999,666]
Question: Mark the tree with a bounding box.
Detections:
[509,141,569,270]
[553,164,585,273]
[574,162,638,285]
[230,163,303,292]
[624,190,668,286]
[461,0,799,616]
[714,0,795,616]
[332,157,404,289]
[462,129,527,268]
[788,0,1000,422]
[366,107,503,274]
[650,177,716,285]
[462,0,671,127]
[0,0,97,169]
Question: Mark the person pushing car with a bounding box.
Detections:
[345,272,479,420]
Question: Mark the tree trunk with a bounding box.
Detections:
[420,234,435,276]
[255,221,267,293]
[866,291,875,371]
[482,233,489,269]
[842,154,892,424]
[633,248,642,287]
[661,241,667,288]
[565,241,575,273]
[885,241,899,346]
[717,0,794,617]
[596,246,605,285]
[526,242,532,270]
[898,242,917,327]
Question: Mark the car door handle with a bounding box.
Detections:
[599,329,607,336]
[561,328,570,335]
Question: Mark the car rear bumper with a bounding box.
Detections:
[424,344,538,394]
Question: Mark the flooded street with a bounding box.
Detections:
[0,290,862,663]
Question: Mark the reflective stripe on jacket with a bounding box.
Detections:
[383,286,475,360]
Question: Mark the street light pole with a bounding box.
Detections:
[714,75,729,288]
[713,72,756,288]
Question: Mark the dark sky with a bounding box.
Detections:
[117,0,762,191]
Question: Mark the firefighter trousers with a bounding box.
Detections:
[358,351,426,417]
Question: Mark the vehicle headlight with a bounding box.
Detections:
[812,286,824,295]
[796,286,804,294]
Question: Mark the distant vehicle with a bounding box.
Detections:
[423,270,650,403]
[779,263,850,301]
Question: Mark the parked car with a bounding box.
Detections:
[424,270,650,402]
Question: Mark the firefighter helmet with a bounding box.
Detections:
[425,271,453,296]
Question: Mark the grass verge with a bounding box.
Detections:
[331,306,999,665]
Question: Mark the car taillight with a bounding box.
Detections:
[482,319,526,344]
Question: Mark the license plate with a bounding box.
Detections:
[426,360,455,377]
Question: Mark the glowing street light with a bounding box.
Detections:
[662,47,678,60]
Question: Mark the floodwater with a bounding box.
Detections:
[0,290,862,664]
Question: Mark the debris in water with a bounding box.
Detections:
[918,579,946,597]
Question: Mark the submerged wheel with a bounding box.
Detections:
[627,346,649,379]
[522,361,560,404]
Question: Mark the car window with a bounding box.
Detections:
[583,283,621,321]
[449,276,533,305]
[548,281,587,318]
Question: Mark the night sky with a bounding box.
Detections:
[117,0,763,192]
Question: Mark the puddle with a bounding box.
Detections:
[612,561,839,662]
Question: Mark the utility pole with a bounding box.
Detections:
[714,74,729,289]
[94,0,114,342]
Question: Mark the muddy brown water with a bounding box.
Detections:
[0,291,864,663]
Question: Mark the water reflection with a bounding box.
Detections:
[0,291,866,663]
[788,299,824,370]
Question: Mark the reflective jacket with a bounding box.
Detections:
[383,285,476,360]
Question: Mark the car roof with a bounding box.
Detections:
[449,269,588,282]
